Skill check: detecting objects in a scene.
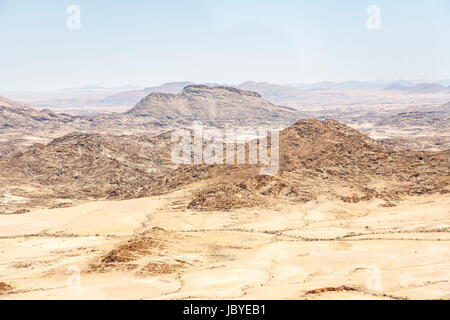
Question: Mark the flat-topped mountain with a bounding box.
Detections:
[101,81,194,105]
[127,85,301,127]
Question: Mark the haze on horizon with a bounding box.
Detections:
[0,0,449,91]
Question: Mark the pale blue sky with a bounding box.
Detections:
[0,0,449,90]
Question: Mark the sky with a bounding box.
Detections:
[0,0,449,91]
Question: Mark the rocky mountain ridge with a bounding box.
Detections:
[1,119,448,213]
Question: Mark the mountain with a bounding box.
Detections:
[375,111,450,129]
[384,80,417,87]
[63,85,140,91]
[289,80,450,91]
[235,81,350,108]
[127,85,301,127]
[437,79,450,86]
[64,85,107,91]
[312,81,384,90]
[101,80,354,109]
[101,82,194,106]
[142,82,195,93]
[103,80,427,107]
[384,83,409,91]
[289,81,387,90]
[409,83,450,93]
[384,82,450,93]
[236,81,308,105]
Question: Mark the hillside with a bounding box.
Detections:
[0,97,84,157]
[163,119,450,210]
[277,120,449,198]
[0,102,80,131]
[2,119,447,214]
[0,132,173,213]
[0,96,25,108]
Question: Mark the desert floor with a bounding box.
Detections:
[0,189,449,300]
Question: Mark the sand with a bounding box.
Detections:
[0,190,448,300]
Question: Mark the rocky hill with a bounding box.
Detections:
[375,111,449,128]
[0,132,173,213]
[369,109,450,151]
[1,119,449,213]
[0,102,80,131]
[277,120,449,198]
[0,96,25,108]
[0,96,163,134]
[0,97,82,157]
[159,119,450,210]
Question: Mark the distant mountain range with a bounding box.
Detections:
[96,80,450,107]
[384,82,450,93]
[63,85,141,91]
[288,81,388,90]
[8,80,449,113]
[66,79,450,93]
[100,82,194,105]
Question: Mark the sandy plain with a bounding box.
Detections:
[0,187,448,300]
